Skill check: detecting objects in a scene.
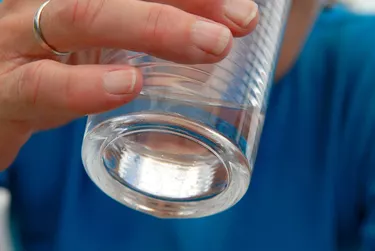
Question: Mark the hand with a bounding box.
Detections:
[0,0,258,169]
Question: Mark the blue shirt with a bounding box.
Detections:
[2,6,375,251]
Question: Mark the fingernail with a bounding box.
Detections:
[224,0,258,27]
[191,20,232,56]
[103,69,137,95]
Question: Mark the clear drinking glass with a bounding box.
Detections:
[82,0,291,218]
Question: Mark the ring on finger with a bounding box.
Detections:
[33,0,71,56]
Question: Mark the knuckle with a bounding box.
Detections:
[62,72,78,112]
[18,60,49,107]
[0,78,12,120]
[59,0,107,30]
[143,4,174,46]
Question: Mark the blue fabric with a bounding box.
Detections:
[2,6,375,251]
[0,171,7,188]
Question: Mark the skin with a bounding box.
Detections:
[0,0,319,170]
[276,0,321,79]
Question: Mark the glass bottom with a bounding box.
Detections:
[82,112,250,218]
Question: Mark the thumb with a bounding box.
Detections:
[2,59,143,120]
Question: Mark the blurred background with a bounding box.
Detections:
[340,0,375,12]
[0,1,374,251]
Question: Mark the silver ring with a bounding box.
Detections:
[33,0,70,56]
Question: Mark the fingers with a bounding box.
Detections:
[40,0,238,64]
[147,0,259,37]
[0,60,142,124]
